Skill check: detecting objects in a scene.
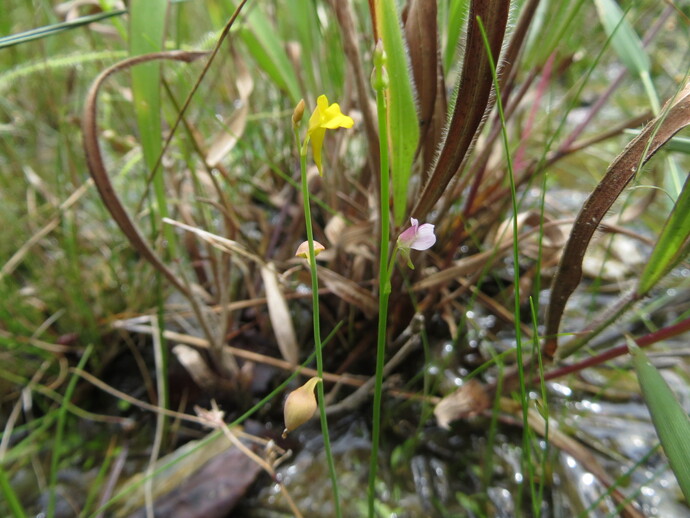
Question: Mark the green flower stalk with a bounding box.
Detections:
[368,40,391,518]
[367,41,436,517]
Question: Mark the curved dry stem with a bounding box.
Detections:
[544,81,690,359]
[82,50,208,296]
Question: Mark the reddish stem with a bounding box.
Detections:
[538,316,690,384]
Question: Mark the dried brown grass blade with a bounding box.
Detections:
[260,263,299,366]
[404,0,438,142]
[412,0,510,218]
[544,81,690,358]
[318,267,378,318]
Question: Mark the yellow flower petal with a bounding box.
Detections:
[305,95,354,175]
[310,127,326,175]
[323,102,354,129]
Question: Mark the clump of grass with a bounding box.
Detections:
[3,0,690,516]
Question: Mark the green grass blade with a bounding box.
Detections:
[129,0,177,256]
[322,20,346,97]
[524,0,586,67]
[282,0,319,93]
[593,0,650,78]
[477,15,531,509]
[593,0,686,198]
[0,9,126,49]
[232,2,301,105]
[637,172,690,295]
[629,341,690,503]
[0,51,127,94]
[0,463,27,518]
[47,345,93,518]
[375,0,419,225]
[443,0,470,73]
[130,0,167,173]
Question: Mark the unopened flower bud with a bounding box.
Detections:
[295,240,325,261]
[373,39,387,68]
[292,99,306,127]
[371,40,389,91]
[283,377,321,438]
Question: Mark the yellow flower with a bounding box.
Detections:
[307,95,354,175]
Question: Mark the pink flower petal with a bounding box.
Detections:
[410,223,436,250]
[397,223,418,248]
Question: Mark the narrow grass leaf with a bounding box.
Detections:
[285,0,319,93]
[629,341,690,503]
[443,0,470,73]
[322,20,346,96]
[593,0,650,78]
[130,0,167,172]
[129,0,174,257]
[232,3,301,105]
[0,464,27,518]
[637,172,690,295]
[375,0,419,225]
[0,9,126,49]
[524,0,586,67]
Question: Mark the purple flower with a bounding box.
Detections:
[397,218,436,269]
[398,218,436,250]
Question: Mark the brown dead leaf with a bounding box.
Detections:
[434,379,491,429]
[318,267,377,318]
[491,210,566,260]
[206,54,253,167]
[172,344,217,391]
[261,262,299,366]
[404,0,438,140]
[124,436,262,518]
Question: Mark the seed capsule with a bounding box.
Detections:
[283,377,321,438]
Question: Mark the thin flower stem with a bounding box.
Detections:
[368,55,391,518]
[478,17,532,506]
[295,127,342,518]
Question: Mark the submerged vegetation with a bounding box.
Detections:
[3,0,690,516]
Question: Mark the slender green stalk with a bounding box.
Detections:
[368,46,391,518]
[529,296,549,516]
[0,463,26,518]
[47,344,93,518]
[478,17,532,507]
[295,127,341,518]
[482,345,504,495]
